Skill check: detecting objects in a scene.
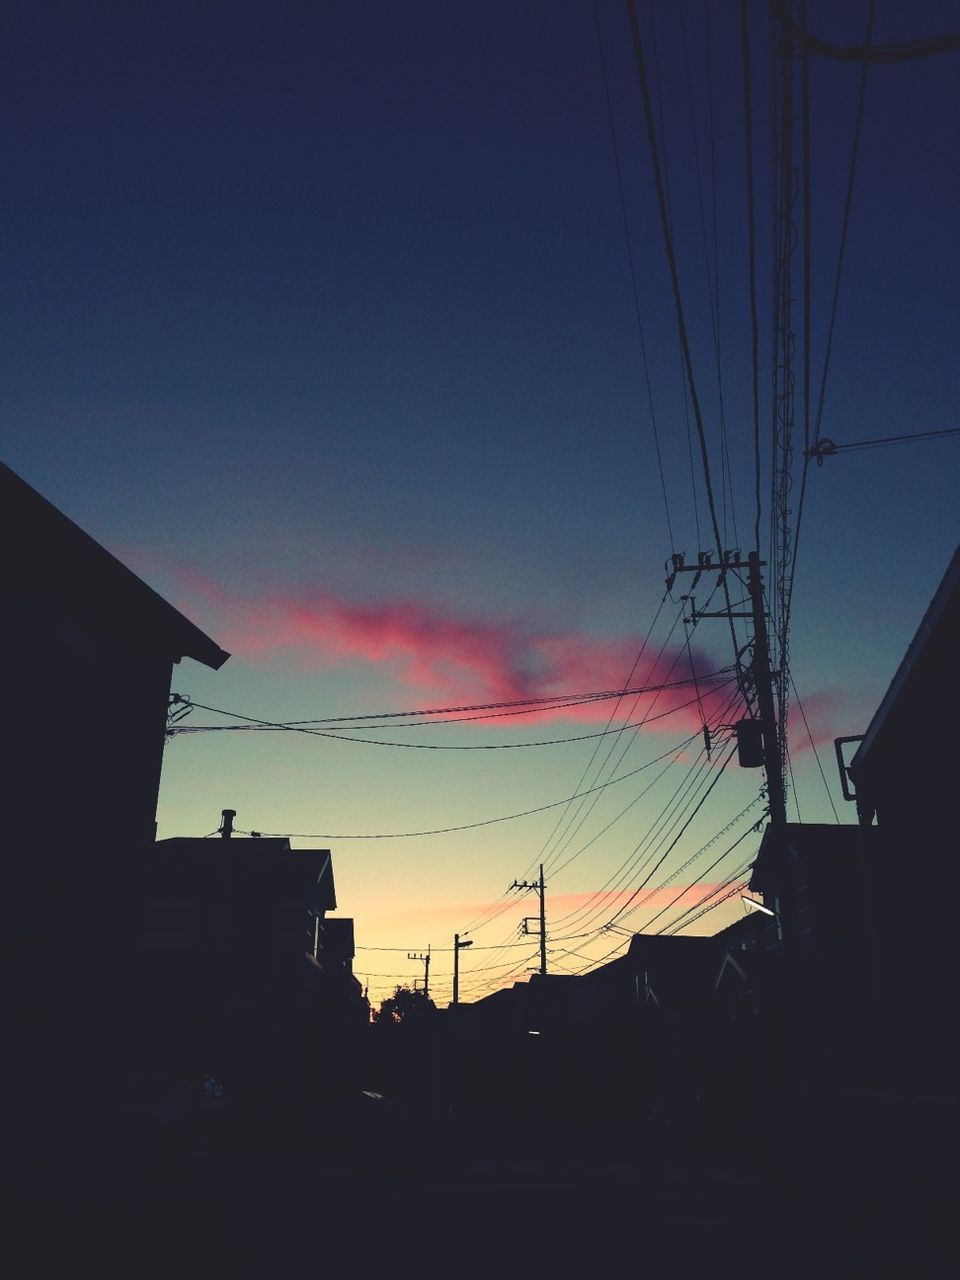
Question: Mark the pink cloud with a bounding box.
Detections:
[118,550,753,729]
[186,576,738,727]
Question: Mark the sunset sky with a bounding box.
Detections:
[3,1,957,1006]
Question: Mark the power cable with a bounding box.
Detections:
[661,858,756,933]
[172,684,725,750]
[680,0,739,551]
[784,1,875,658]
[245,732,700,840]
[538,611,711,877]
[789,674,840,822]
[575,738,738,953]
[178,676,714,733]
[548,685,743,933]
[740,0,762,555]
[523,594,680,880]
[806,428,960,461]
[767,1,960,62]
[544,678,743,927]
[635,818,763,934]
[665,870,757,931]
[618,794,765,924]
[592,0,675,552]
[627,0,744,672]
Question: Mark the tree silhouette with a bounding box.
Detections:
[372,984,437,1026]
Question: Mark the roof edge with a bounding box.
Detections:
[2,461,230,670]
[852,544,960,773]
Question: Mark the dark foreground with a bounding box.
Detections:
[11,1086,953,1271]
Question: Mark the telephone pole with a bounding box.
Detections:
[408,946,431,999]
[669,549,795,942]
[512,864,547,976]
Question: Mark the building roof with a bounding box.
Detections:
[151,837,337,911]
[1,461,229,670]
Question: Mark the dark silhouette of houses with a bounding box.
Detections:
[447,916,769,1143]
[2,461,229,1183]
[131,830,367,1112]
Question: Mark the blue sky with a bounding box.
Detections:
[3,1,957,1005]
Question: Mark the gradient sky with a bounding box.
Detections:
[3,1,957,1006]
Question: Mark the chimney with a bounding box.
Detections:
[220,809,237,839]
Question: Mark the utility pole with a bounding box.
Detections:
[512,864,547,976]
[453,933,473,1006]
[745,552,786,832]
[746,551,796,943]
[408,946,431,999]
[669,549,795,943]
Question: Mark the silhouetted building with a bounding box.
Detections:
[1,461,229,1180]
[322,916,359,983]
[748,823,873,1088]
[452,917,769,1133]
[131,835,366,1109]
[848,545,960,1096]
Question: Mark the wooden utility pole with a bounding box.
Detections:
[670,549,795,942]
[537,864,546,976]
[408,946,431,999]
[746,550,795,943]
[746,552,787,831]
[513,864,547,976]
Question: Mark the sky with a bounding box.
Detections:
[2,1,957,1008]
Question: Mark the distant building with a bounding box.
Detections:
[454,917,770,1132]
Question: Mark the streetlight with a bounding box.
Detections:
[741,894,776,916]
[453,933,473,1007]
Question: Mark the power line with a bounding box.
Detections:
[806,428,960,461]
[170,683,729,751]
[680,0,739,551]
[767,1,960,63]
[356,940,538,953]
[626,0,745,677]
[548,738,693,881]
[661,861,756,934]
[569,737,744,938]
[548,685,744,934]
[638,816,763,935]
[591,0,675,552]
[544,678,744,927]
[784,1,875,676]
[789,675,840,822]
[243,732,701,840]
[444,604,708,938]
[179,683,705,728]
[522,594,682,880]
[621,794,765,923]
[538,619,713,877]
[574,739,738,956]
